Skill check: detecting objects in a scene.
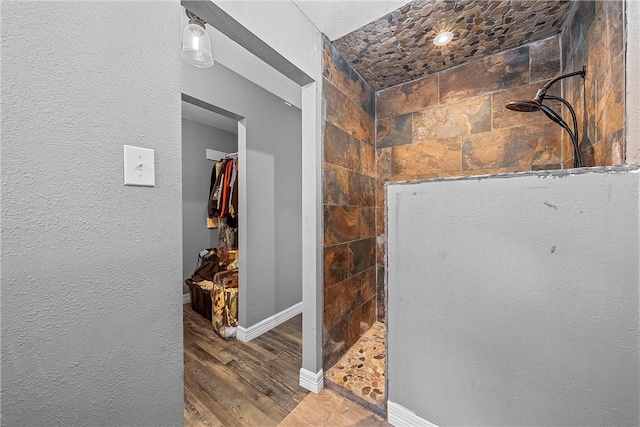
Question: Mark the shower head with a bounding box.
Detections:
[506,99,565,128]
[504,66,587,168]
[505,100,541,113]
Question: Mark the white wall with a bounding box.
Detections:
[182,61,303,328]
[0,1,183,425]
[387,168,640,426]
[179,9,301,108]
[182,118,237,286]
[215,0,322,80]
[212,0,325,380]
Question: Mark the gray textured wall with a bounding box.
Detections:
[205,1,323,377]
[1,2,183,425]
[182,62,302,328]
[387,168,640,426]
[182,118,237,287]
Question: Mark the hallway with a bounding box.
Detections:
[183,304,388,426]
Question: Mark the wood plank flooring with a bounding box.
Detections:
[183,303,309,427]
[278,389,390,427]
[183,303,389,427]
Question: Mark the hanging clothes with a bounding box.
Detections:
[207,156,239,222]
[219,159,234,219]
[229,160,238,218]
[207,162,221,228]
[208,160,226,219]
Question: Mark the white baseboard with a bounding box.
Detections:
[183,293,190,304]
[299,368,324,394]
[387,401,439,427]
[236,301,302,342]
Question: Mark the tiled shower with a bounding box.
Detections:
[321,0,625,411]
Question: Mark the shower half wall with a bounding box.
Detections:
[386,167,640,426]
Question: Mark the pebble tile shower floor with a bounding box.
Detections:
[325,322,386,409]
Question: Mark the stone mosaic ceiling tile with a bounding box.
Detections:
[332,0,573,90]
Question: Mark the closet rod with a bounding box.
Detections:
[206,149,238,162]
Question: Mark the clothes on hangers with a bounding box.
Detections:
[229,160,238,218]
[219,159,234,218]
[208,160,225,218]
[207,157,239,221]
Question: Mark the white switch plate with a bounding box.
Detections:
[123,145,155,187]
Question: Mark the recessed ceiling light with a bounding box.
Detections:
[433,31,454,46]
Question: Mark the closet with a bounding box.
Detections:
[181,108,240,339]
[182,53,303,342]
[187,151,240,338]
[207,152,238,264]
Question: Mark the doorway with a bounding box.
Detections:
[180,83,304,423]
[180,0,323,396]
[181,97,239,297]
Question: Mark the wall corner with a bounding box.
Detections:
[625,0,640,164]
[299,368,324,394]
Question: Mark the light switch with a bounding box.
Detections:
[123,145,155,187]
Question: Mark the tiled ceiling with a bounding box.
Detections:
[331,0,574,91]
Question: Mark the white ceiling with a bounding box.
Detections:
[292,0,413,40]
[180,1,411,132]
[181,101,238,135]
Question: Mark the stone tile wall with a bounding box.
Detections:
[374,36,565,323]
[321,2,627,370]
[322,38,377,370]
[561,0,625,167]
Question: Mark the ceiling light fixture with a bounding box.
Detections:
[181,10,214,68]
[433,31,454,46]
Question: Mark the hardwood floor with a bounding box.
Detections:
[183,304,308,427]
[278,389,390,427]
[183,303,389,427]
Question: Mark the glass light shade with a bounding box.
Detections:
[181,23,214,68]
[433,31,454,46]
